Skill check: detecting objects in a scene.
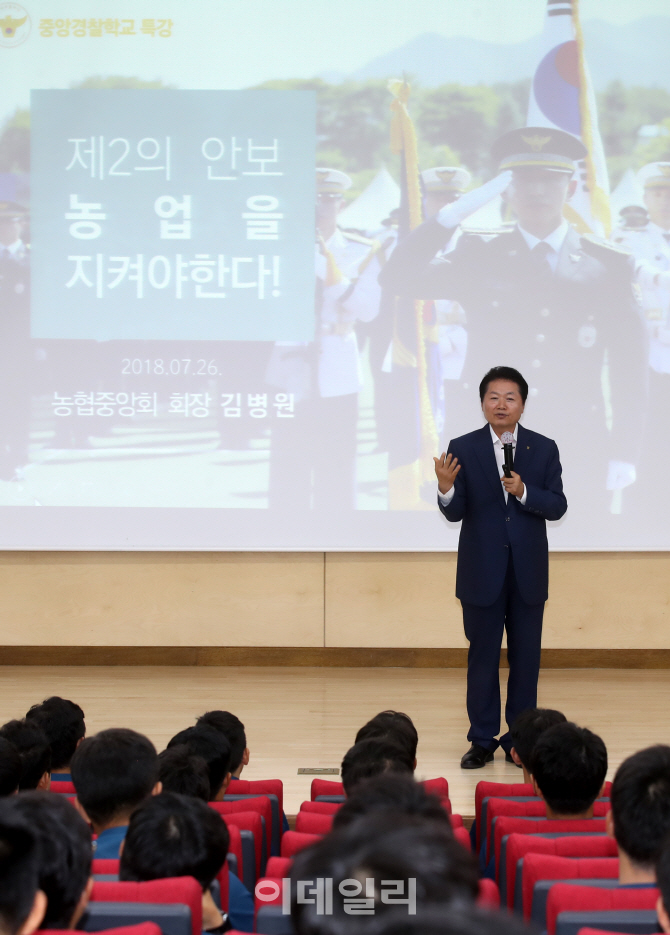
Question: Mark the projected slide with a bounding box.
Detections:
[0,0,669,549]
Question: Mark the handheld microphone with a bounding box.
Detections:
[501,431,514,478]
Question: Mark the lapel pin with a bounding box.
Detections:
[527,445,530,449]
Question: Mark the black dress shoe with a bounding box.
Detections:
[460,743,495,769]
[504,752,522,767]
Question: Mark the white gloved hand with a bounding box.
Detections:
[606,460,636,491]
[437,170,513,230]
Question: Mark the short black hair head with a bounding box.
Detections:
[166,725,232,800]
[355,711,418,762]
[0,721,51,791]
[611,745,670,868]
[0,738,22,797]
[0,801,39,935]
[119,791,229,891]
[530,722,607,815]
[70,728,159,826]
[510,708,567,769]
[196,711,246,774]
[656,832,670,914]
[25,696,85,771]
[290,814,478,935]
[479,366,528,404]
[343,905,533,935]
[10,791,92,929]
[158,745,210,802]
[333,773,450,832]
[341,738,415,797]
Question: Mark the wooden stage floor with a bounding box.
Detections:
[1,665,667,817]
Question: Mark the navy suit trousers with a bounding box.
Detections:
[461,551,544,752]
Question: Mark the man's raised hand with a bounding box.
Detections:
[434,452,461,494]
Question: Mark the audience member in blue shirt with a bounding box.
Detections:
[71,727,162,858]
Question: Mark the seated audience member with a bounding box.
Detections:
[0,738,22,796]
[197,711,249,779]
[341,738,414,796]
[120,791,254,933]
[655,832,670,931]
[345,906,531,935]
[509,707,567,781]
[355,711,418,768]
[9,791,93,930]
[291,814,478,935]
[530,721,607,819]
[70,728,161,858]
[158,746,210,801]
[0,801,47,935]
[25,697,85,781]
[0,722,50,792]
[167,725,232,801]
[333,773,451,831]
[609,744,670,886]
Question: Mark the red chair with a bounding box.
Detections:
[546,883,659,935]
[227,823,244,885]
[295,811,333,835]
[93,859,120,876]
[50,779,77,794]
[522,854,619,919]
[455,826,472,852]
[310,777,449,800]
[225,779,284,818]
[477,879,501,909]
[90,878,203,935]
[210,804,263,880]
[475,781,535,849]
[280,831,321,858]
[487,798,611,862]
[213,796,273,864]
[215,862,230,914]
[494,817,608,884]
[504,833,618,912]
[300,801,340,815]
[43,926,161,935]
[266,856,292,877]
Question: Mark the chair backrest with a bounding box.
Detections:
[93,859,121,875]
[227,779,284,816]
[215,862,230,913]
[214,796,272,865]
[477,878,500,909]
[487,799,611,861]
[266,857,292,877]
[310,776,449,800]
[210,804,263,883]
[280,831,321,858]
[300,801,340,815]
[90,877,202,935]
[522,854,619,918]
[227,823,244,883]
[295,811,333,835]
[546,883,659,935]
[50,779,77,794]
[43,925,161,935]
[505,833,618,912]
[455,826,472,852]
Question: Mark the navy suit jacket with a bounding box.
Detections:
[439,424,567,607]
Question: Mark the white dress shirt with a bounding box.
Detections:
[516,220,570,273]
[438,423,528,506]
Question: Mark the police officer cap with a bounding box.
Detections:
[421,167,471,193]
[0,201,27,219]
[637,162,670,190]
[492,126,587,174]
[316,168,352,195]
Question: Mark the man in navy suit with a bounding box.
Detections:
[434,366,567,768]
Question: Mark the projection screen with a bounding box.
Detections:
[1,0,669,549]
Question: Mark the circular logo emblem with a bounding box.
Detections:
[578,324,597,348]
[0,3,31,47]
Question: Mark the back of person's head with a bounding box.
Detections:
[0,801,43,935]
[10,791,92,930]
[341,739,414,796]
[166,725,232,799]
[611,745,670,868]
[70,728,159,827]
[158,746,210,801]
[530,721,607,815]
[0,722,51,792]
[25,697,85,772]
[119,791,229,891]
[344,906,532,935]
[291,814,478,935]
[355,711,418,762]
[196,711,247,774]
[656,833,670,926]
[510,707,567,769]
[0,739,22,797]
[333,773,449,831]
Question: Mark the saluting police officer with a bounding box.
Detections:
[266,168,384,512]
[612,163,670,530]
[381,128,648,527]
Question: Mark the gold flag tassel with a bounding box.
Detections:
[388,79,440,502]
